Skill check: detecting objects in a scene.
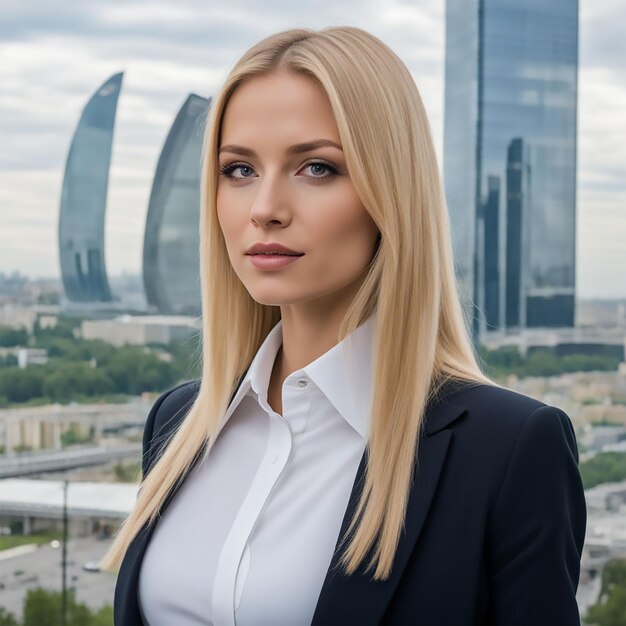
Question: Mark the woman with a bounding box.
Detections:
[100,26,586,625]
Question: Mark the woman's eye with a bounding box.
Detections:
[219,163,254,179]
[218,160,338,181]
[302,161,337,178]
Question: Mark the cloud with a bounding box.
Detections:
[0,0,624,299]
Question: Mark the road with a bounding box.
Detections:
[0,535,116,621]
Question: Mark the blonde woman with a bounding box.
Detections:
[100,26,586,625]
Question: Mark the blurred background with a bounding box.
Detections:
[1,1,625,624]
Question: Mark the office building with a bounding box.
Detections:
[143,94,210,316]
[58,73,123,303]
[443,0,578,339]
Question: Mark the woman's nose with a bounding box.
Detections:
[248,172,291,226]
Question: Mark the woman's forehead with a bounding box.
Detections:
[220,73,339,147]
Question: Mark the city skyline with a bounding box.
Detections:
[444,0,578,335]
[1,0,624,298]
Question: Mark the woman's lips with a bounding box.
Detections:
[247,254,304,270]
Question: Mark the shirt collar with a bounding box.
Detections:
[221,309,377,440]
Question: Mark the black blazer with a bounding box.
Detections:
[114,376,586,625]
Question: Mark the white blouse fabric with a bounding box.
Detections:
[137,311,376,626]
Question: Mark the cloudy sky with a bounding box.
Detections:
[1,0,624,298]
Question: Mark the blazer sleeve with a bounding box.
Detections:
[486,404,587,625]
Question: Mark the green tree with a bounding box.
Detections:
[106,348,177,394]
[113,460,141,482]
[477,344,524,373]
[90,605,114,626]
[522,350,562,377]
[585,558,626,625]
[0,326,28,347]
[0,368,45,403]
[37,337,79,359]
[0,607,19,626]
[60,425,92,447]
[477,344,621,379]
[580,452,626,489]
[41,363,115,402]
[2,320,202,406]
[167,334,202,380]
[22,587,61,626]
[33,316,79,342]
[561,353,620,373]
[22,587,93,626]
[76,339,116,365]
[20,587,113,626]
[0,354,19,368]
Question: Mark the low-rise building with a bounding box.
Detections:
[81,314,200,347]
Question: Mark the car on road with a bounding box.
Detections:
[82,561,101,572]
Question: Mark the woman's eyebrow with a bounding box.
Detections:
[218,139,343,157]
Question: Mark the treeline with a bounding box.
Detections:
[0,588,112,626]
[579,452,626,489]
[1,319,623,406]
[0,326,28,347]
[477,345,622,379]
[0,318,201,407]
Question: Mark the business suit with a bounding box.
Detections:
[114,375,586,625]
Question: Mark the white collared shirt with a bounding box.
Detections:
[138,311,376,626]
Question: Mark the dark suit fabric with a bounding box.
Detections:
[114,377,586,625]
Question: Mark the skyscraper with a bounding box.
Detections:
[143,94,210,316]
[443,0,578,340]
[58,72,123,303]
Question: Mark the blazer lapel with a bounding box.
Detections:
[114,518,155,624]
[311,396,467,626]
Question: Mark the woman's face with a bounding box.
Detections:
[216,70,379,310]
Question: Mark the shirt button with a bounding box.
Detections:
[298,379,307,387]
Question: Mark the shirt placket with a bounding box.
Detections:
[281,375,312,435]
[212,393,295,625]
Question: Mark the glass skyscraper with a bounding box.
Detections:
[58,72,123,302]
[443,0,578,340]
[143,94,210,316]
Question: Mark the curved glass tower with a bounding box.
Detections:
[444,0,578,339]
[143,94,210,316]
[58,72,123,302]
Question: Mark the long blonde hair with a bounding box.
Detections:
[100,25,495,581]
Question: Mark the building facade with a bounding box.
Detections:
[143,94,210,316]
[443,0,578,340]
[58,73,123,303]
